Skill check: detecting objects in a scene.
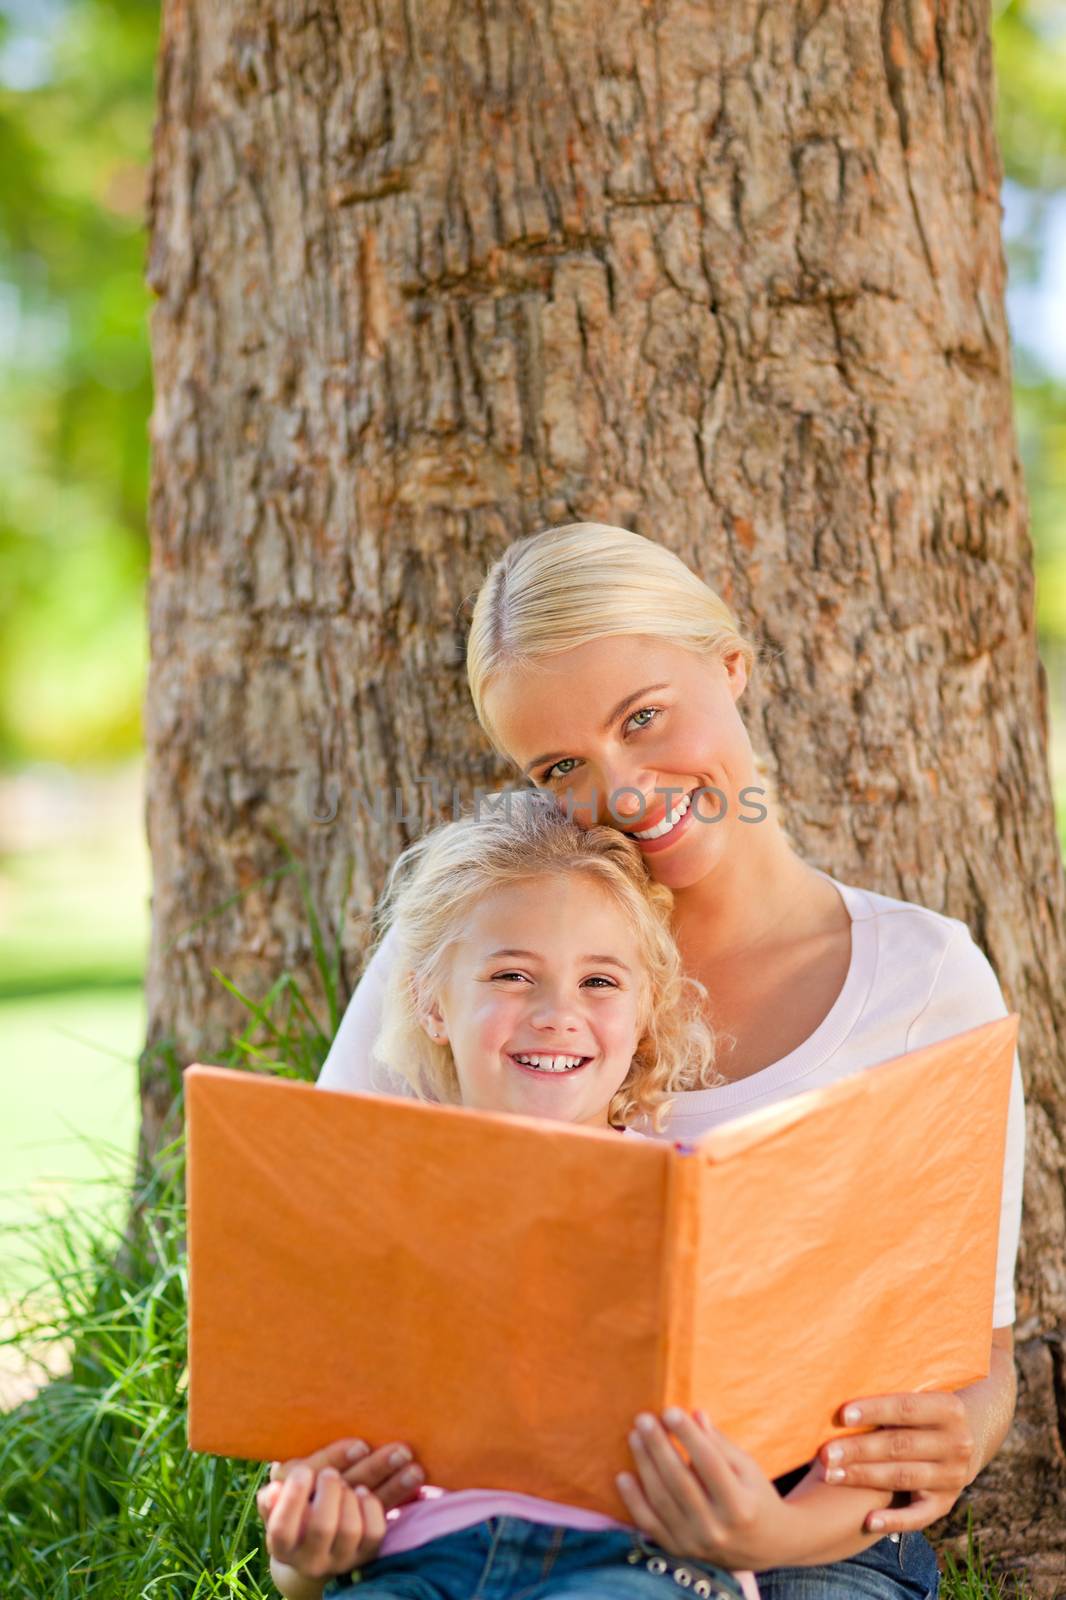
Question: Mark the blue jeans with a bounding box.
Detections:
[322,1519,745,1598]
[756,1533,941,1599]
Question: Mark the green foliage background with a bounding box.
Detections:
[0,0,1063,769]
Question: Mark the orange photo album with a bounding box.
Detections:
[185,1014,1016,1519]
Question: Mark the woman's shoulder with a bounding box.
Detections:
[830,875,1008,1035]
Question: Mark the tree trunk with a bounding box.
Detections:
[145,0,1066,1586]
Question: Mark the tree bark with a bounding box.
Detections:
[145,0,1065,1586]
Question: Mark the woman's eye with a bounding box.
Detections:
[541,708,661,782]
[491,972,529,983]
[582,976,618,989]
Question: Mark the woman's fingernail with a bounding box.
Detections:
[320,1467,337,1484]
[402,1465,423,1486]
[826,1444,844,1463]
[355,1484,369,1498]
[636,1413,656,1433]
[868,1516,885,1532]
[843,1405,862,1425]
[345,1441,369,1461]
[629,1429,643,1450]
[389,1446,412,1468]
[826,1468,845,1483]
[662,1407,685,1428]
[617,1472,634,1490]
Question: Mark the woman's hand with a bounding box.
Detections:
[818,1327,1016,1535]
[616,1409,793,1570]
[257,1462,385,1582]
[817,1392,974,1534]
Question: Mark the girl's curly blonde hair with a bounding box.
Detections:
[370,787,720,1131]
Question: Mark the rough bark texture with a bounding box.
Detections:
[145,1,1066,1587]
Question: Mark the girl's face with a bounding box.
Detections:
[420,872,646,1129]
[481,635,756,892]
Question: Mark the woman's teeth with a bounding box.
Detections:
[512,1053,587,1073]
[633,790,692,841]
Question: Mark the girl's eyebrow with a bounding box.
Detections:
[485,948,632,973]
[521,682,670,775]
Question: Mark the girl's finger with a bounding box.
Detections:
[628,1422,702,1537]
[342,1445,425,1510]
[627,1433,701,1542]
[304,1467,344,1561]
[266,1469,314,1563]
[256,1482,282,1522]
[616,1470,675,1551]
[664,1411,743,1508]
[353,1486,387,1560]
[275,1439,370,1484]
[330,1482,367,1567]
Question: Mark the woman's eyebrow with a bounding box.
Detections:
[521,682,670,775]
[485,948,632,973]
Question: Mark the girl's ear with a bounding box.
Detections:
[418,995,449,1046]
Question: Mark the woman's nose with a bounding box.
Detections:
[571,763,654,825]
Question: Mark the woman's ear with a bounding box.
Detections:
[722,647,748,703]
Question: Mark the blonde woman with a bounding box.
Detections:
[312,524,1024,1600]
[261,790,895,1600]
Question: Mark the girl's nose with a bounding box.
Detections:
[530,994,582,1032]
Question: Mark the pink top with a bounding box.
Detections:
[379,1485,759,1599]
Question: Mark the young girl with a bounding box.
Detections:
[260,789,893,1600]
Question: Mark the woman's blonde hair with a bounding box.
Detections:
[371,787,720,1130]
[466,522,756,758]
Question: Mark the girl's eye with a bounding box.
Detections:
[540,706,662,783]
[489,972,617,989]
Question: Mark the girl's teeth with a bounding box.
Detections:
[513,1054,585,1072]
[633,791,692,841]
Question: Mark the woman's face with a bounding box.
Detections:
[481,635,757,892]
[421,872,646,1129]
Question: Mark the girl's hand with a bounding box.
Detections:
[270,1436,425,1510]
[616,1409,792,1570]
[257,1463,385,1579]
[817,1391,974,1534]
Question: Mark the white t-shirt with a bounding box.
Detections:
[317,875,1025,1325]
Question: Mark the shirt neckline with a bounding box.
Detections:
[665,873,878,1116]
